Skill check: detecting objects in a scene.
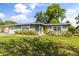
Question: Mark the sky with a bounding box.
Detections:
[0,3,79,27]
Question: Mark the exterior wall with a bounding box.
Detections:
[4,27,9,33]
[40,26,44,35]
[30,25,44,35]
[7,26,22,34]
[47,25,68,32]
[4,25,42,35]
[61,25,68,32]
[30,25,36,31]
[2,24,69,35]
[47,26,53,32]
[38,25,44,35]
[0,28,2,32]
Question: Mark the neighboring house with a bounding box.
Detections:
[0,23,70,35]
[76,26,79,31]
[76,26,79,34]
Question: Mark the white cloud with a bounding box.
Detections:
[62,9,79,27]
[13,3,38,23]
[11,14,28,23]
[0,13,5,18]
[66,9,79,18]
[14,4,31,14]
[30,3,38,10]
[10,14,36,24]
[14,3,38,14]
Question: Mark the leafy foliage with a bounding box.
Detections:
[0,36,79,56]
[50,19,58,24]
[15,30,38,35]
[4,21,17,25]
[66,20,70,24]
[0,22,4,25]
[35,12,48,23]
[62,31,73,37]
[47,31,73,37]
[46,4,66,23]
[68,25,77,34]
[35,4,66,24]
[0,21,17,25]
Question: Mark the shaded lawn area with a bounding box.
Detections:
[0,35,79,47]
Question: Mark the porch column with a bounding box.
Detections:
[38,24,43,35]
[38,24,41,35]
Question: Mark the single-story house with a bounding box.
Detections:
[0,23,70,35]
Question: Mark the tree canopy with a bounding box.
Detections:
[50,19,58,24]
[35,4,66,24]
[35,12,48,23]
[4,21,17,25]
[0,20,17,25]
[66,20,70,23]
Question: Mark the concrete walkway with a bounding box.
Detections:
[0,33,10,37]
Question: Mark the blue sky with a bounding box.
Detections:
[0,3,79,27]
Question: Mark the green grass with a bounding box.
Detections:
[39,35,79,47]
[0,35,79,56]
[0,35,79,47]
[0,34,38,42]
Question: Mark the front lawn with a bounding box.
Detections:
[0,35,79,56]
[40,35,79,47]
[0,34,38,42]
[0,35,79,47]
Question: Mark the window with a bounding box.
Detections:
[63,26,67,28]
[22,26,30,30]
[53,26,61,31]
[15,26,21,29]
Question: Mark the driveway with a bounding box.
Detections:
[0,33,10,37]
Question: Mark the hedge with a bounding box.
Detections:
[15,30,38,35]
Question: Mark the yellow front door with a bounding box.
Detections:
[43,26,48,34]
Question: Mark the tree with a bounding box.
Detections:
[45,4,66,23]
[66,20,72,26]
[68,25,77,34]
[35,4,66,24]
[0,22,4,25]
[35,12,48,23]
[0,18,4,25]
[50,19,58,24]
[4,21,17,25]
[66,20,70,23]
[66,20,77,34]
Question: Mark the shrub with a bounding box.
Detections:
[68,26,77,34]
[15,30,37,35]
[46,31,55,36]
[0,37,60,56]
[62,31,72,37]
[46,31,63,36]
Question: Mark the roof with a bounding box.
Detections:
[43,23,70,26]
[0,23,70,27]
